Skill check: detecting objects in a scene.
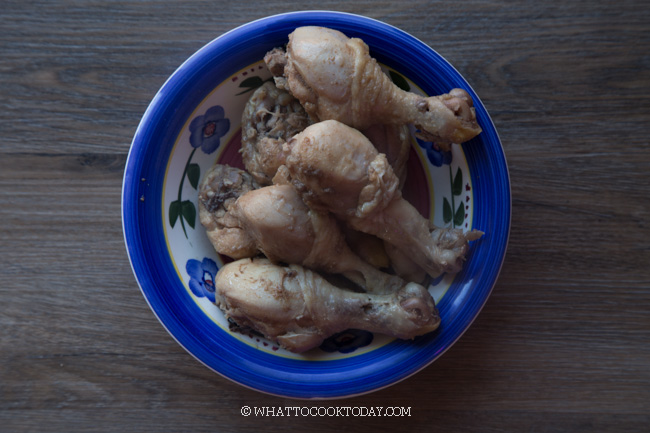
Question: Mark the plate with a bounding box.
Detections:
[122,11,510,399]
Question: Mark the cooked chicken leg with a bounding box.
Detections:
[285,120,483,278]
[198,164,260,259]
[215,258,440,352]
[240,81,311,185]
[231,183,407,294]
[266,26,481,149]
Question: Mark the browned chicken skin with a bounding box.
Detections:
[215,258,440,353]
[267,26,482,149]
[285,120,483,278]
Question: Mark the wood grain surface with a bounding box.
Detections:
[1,1,649,432]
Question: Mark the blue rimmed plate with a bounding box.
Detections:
[122,11,510,399]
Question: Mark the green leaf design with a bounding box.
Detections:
[454,202,465,227]
[240,76,264,88]
[169,200,181,228]
[187,163,200,190]
[443,197,452,224]
[452,167,463,196]
[235,76,268,95]
[389,70,410,92]
[181,200,196,229]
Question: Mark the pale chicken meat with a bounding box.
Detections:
[285,120,483,278]
[214,258,440,353]
[266,26,481,149]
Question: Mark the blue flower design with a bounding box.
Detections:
[189,105,230,154]
[417,137,452,167]
[320,329,374,353]
[186,257,218,302]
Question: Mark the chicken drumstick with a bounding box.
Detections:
[241,81,311,185]
[266,26,482,149]
[215,258,440,353]
[198,164,260,259]
[285,120,483,278]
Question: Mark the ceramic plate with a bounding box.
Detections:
[122,11,510,399]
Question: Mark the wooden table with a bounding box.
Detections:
[2,1,649,431]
